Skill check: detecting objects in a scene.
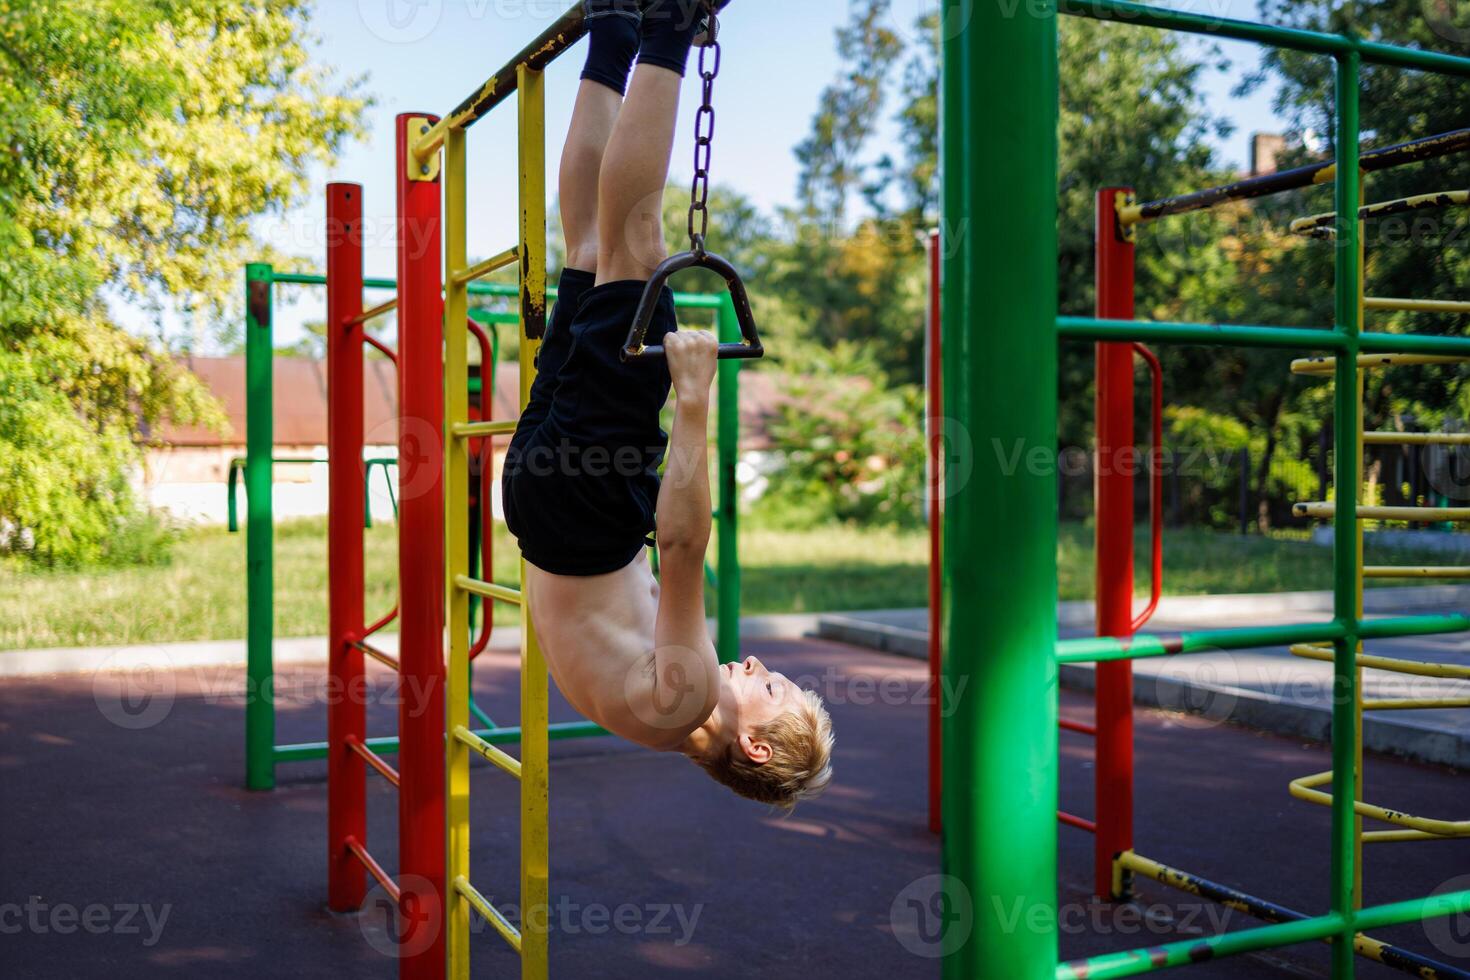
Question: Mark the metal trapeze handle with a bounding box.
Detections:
[620,249,764,362]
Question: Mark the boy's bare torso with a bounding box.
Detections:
[528,558,706,753]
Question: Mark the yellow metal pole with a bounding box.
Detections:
[1365,296,1470,314]
[517,62,551,980]
[444,123,473,980]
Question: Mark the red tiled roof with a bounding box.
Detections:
[158,356,781,450]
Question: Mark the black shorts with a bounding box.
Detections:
[502,271,676,575]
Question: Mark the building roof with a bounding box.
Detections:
[156,355,782,450]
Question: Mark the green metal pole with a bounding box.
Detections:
[1329,49,1362,980]
[941,0,1059,975]
[244,264,275,791]
[716,294,741,663]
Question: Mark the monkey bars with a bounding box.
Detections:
[944,1,1470,976]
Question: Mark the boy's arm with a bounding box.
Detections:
[650,331,722,727]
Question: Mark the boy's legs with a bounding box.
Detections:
[595,3,712,285]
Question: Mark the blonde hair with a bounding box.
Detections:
[695,688,834,811]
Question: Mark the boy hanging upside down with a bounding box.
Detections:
[502,0,833,810]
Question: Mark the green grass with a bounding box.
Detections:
[1,518,1465,650]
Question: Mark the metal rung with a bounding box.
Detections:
[1363,430,1470,445]
[1364,829,1460,843]
[1290,353,1470,375]
[450,246,519,286]
[345,837,401,903]
[453,875,521,952]
[348,298,399,325]
[1293,501,1470,522]
[1290,643,1470,680]
[452,725,522,779]
[1365,565,1470,579]
[347,737,402,787]
[452,420,518,438]
[1289,771,1470,837]
[455,574,523,605]
[353,639,401,671]
[1366,296,1470,315]
[1364,697,1470,710]
[1291,188,1470,235]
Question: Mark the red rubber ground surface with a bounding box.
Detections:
[1,637,1465,978]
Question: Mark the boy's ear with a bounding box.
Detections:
[738,733,772,765]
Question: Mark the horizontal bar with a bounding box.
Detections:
[412,2,586,161]
[348,297,398,325]
[1295,501,1470,521]
[1059,718,1097,735]
[1293,352,1470,374]
[1119,128,1470,225]
[1059,884,1470,980]
[1366,296,1470,314]
[451,420,518,439]
[1365,697,1470,710]
[273,719,607,763]
[347,736,401,787]
[1058,811,1097,833]
[453,875,521,953]
[1058,316,1345,350]
[352,639,401,671]
[1057,911,1351,979]
[455,574,523,605]
[1060,0,1470,75]
[1290,771,1470,836]
[265,270,726,307]
[1290,641,1470,679]
[1292,188,1469,236]
[452,724,521,779]
[1365,565,1470,578]
[1056,620,1347,664]
[1365,828,1460,843]
[1362,430,1470,445]
[449,246,518,287]
[345,837,400,904]
[1118,851,1470,979]
[1359,613,1470,642]
[1360,331,1470,356]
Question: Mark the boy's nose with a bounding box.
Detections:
[743,656,765,674]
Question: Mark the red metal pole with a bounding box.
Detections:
[926,228,943,836]
[394,113,446,979]
[1094,187,1137,900]
[327,182,367,912]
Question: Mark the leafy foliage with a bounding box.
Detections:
[0,0,367,565]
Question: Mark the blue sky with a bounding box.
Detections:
[235,0,1285,349]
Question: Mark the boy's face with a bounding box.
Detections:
[721,655,801,751]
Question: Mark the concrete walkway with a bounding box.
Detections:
[817,587,1470,769]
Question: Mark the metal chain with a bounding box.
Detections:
[686,2,720,256]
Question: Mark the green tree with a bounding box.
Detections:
[1,1,368,565]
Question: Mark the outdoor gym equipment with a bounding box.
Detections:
[234,6,754,977]
[939,0,1470,976]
